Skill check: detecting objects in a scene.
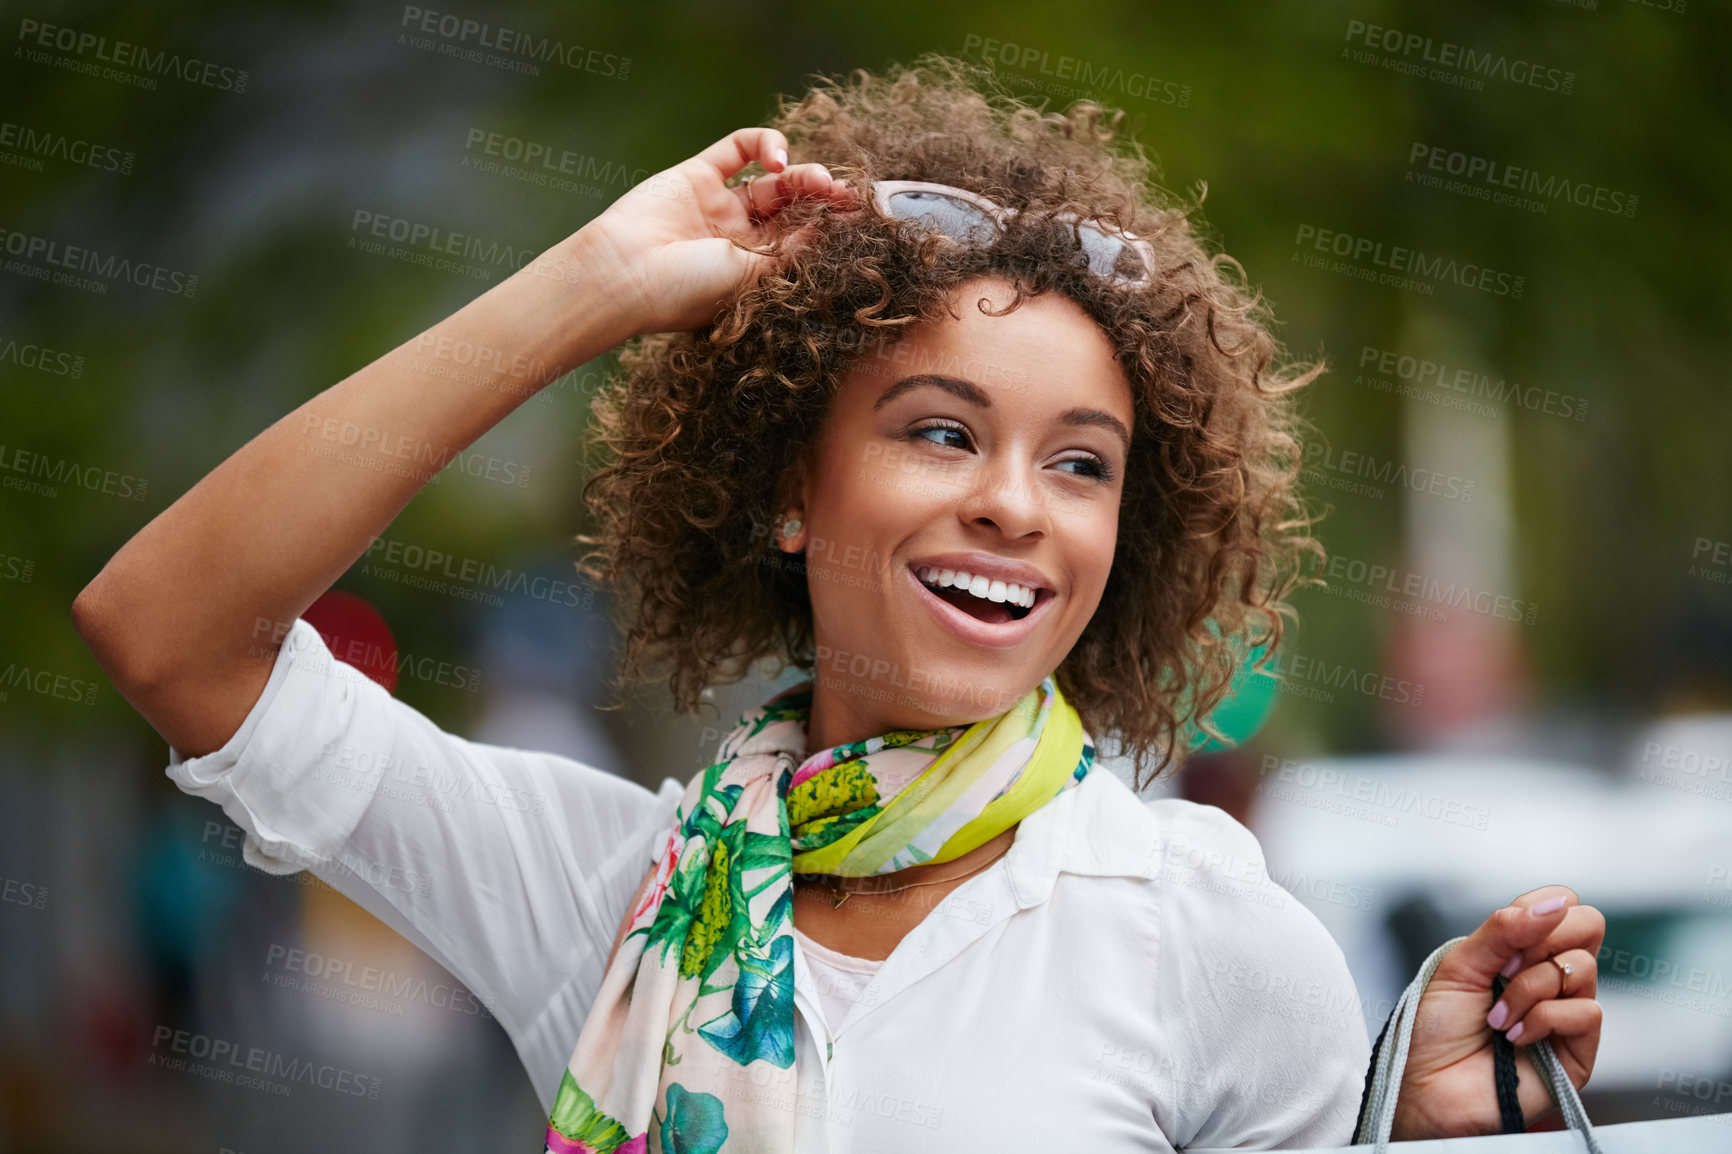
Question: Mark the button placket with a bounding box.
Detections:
[790,933,843,1152]
[791,928,834,1078]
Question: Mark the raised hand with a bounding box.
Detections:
[1390,885,1604,1138]
[580,126,857,339]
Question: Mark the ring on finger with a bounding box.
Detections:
[1548,954,1576,997]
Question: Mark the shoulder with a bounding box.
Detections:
[1133,794,1370,1146]
[1140,794,1353,996]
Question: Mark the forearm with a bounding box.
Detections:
[74,228,634,755]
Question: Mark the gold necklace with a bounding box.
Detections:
[798,839,1015,908]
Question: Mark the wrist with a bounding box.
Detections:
[537,223,645,350]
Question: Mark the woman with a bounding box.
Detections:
[75,56,1602,1151]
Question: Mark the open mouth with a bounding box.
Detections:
[912,564,1044,626]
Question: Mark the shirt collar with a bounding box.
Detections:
[1002,766,1160,910]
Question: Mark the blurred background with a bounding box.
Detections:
[2,0,1729,1148]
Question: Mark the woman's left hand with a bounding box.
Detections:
[1392,885,1605,1139]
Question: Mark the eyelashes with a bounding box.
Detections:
[902,420,1116,483]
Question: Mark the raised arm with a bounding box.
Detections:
[72,126,854,757]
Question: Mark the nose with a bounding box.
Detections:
[956,457,1049,540]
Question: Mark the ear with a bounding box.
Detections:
[773,444,815,553]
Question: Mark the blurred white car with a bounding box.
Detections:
[1241,734,1732,1111]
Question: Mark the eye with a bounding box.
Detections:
[1054,454,1115,483]
[906,421,971,451]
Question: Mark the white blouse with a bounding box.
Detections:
[166,618,1371,1151]
[792,925,884,1036]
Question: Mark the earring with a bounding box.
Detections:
[781,518,803,539]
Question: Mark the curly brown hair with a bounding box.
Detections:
[577,52,1324,790]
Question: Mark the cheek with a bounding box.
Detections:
[1065,504,1122,609]
[815,451,951,542]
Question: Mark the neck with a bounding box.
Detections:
[804,669,1000,753]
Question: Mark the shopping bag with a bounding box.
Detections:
[1189,936,1732,1153]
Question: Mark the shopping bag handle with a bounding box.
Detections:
[1353,935,1603,1153]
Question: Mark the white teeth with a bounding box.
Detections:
[915,565,1041,609]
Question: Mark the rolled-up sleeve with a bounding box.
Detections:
[166,617,685,1109]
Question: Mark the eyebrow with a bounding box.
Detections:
[874,373,1131,451]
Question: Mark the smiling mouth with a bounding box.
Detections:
[912,565,1042,625]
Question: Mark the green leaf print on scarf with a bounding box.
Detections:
[696,931,796,1067]
[659,1083,728,1154]
[548,1069,635,1152]
[785,761,879,852]
[641,767,745,976]
[680,822,744,980]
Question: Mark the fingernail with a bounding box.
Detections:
[1500,954,1523,978]
[1530,896,1568,916]
[1487,1001,1509,1030]
[1506,1021,1524,1043]
[774,148,788,170]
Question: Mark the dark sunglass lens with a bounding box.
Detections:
[885,190,998,245]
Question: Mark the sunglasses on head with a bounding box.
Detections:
[870,179,1157,289]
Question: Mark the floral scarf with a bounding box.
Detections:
[543,674,1094,1153]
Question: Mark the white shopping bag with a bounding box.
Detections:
[1190,937,1732,1153]
[1185,1113,1732,1153]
